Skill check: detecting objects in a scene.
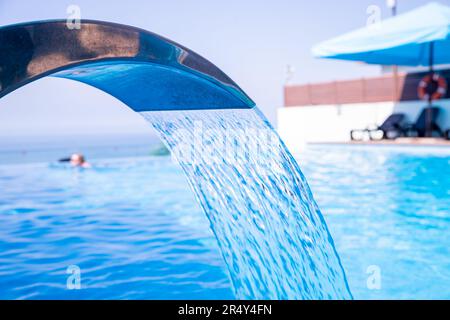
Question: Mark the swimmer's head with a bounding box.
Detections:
[70,153,86,167]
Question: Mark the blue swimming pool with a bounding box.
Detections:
[0,145,449,299]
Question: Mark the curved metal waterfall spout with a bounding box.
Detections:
[0,20,255,111]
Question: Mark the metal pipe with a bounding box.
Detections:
[0,20,255,111]
[426,41,434,137]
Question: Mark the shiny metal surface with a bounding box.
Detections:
[0,20,254,111]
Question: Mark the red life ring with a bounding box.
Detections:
[417,73,447,101]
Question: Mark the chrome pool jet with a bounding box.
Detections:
[0,20,254,111]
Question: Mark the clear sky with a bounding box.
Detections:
[0,0,436,137]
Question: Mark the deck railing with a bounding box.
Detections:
[284,70,450,107]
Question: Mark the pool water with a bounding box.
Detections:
[298,145,450,299]
[0,145,449,299]
[0,157,233,299]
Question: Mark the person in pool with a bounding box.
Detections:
[69,153,91,168]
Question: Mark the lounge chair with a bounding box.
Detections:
[403,107,443,137]
[350,113,406,141]
[445,129,450,140]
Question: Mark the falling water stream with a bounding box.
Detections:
[141,107,352,299]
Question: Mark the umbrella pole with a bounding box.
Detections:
[426,42,434,137]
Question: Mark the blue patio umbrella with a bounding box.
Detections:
[312,2,450,136]
[312,2,450,66]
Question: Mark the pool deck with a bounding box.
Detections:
[315,138,450,147]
